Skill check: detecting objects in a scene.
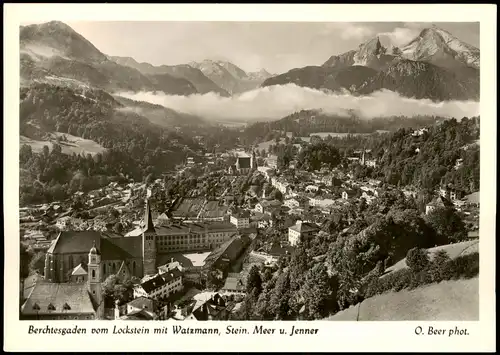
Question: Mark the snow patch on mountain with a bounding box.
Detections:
[400,27,479,69]
[21,44,70,60]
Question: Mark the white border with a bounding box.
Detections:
[4,4,496,352]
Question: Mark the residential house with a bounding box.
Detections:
[321,175,335,186]
[125,297,157,318]
[292,144,303,153]
[221,273,246,294]
[133,268,183,300]
[360,191,376,204]
[56,217,84,230]
[467,230,479,239]
[271,177,290,195]
[268,243,295,261]
[368,179,382,187]
[158,259,185,274]
[157,254,209,284]
[252,213,273,229]
[342,190,356,200]
[119,308,157,320]
[284,197,308,209]
[288,221,320,246]
[229,210,250,229]
[255,200,282,215]
[309,197,335,209]
[412,128,428,137]
[402,188,418,199]
[463,191,480,208]
[184,293,234,321]
[365,159,377,168]
[267,155,278,169]
[439,185,464,202]
[305,185,320,193]
[425,196,453,215]
[156,213,170,225]
[257,166,272,180]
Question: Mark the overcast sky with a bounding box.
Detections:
[29,21,480,74]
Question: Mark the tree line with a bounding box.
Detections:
[232,187,468,321]
[19,83,204,205]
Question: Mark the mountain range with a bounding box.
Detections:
[109,56,231,96]
[262,27,479,101]
[19,21,480,117]
[20,21,273,98]
[188,59,273,94]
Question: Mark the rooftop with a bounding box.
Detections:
[222,275,246,292]
[231,209,250,219]
[155,222,237,235]
[140,268,183,294]
[289,222,320,234]
[21,283,96,316]
[121,308,155,320]
[157,251,211,268]
[71,263,88,276]
[464,191,480,204]
[427,196,453,208]
[204,235,251,267]
[126,296,155,311]
[47,231,102,254]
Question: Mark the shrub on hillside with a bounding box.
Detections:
[406,247,430,272]
[441,252,479,280]
[362,252,479,299]
[429,250,451,282]
[408,269,433,290]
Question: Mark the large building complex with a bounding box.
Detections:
[42,200,238,283]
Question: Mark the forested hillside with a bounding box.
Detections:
[265,115,479,195]
[231,117,479,321]
[242,109,443,143]
[19,83,203,205]
[232,186,471,320]
[369,116,480,192]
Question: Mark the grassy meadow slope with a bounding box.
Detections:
[328,277,478,321]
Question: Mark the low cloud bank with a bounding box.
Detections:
[116,84,479,122]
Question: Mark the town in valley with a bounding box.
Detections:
[18,20,480,322]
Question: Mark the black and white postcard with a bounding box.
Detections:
[3,3,496,353]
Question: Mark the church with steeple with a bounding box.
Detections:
[22,198,238,319]
[21,200,159,319]
[42,199,160,285]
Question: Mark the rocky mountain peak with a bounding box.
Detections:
[20,21,108,63]
[401,26,479,69]
[358,36,385,55]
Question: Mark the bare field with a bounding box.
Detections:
[20,132,105,156]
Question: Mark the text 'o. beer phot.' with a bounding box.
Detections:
[18,19,480,323]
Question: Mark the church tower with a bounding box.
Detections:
[88,240,103,319]
[142,199,157,277]
[361,149,366,166]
